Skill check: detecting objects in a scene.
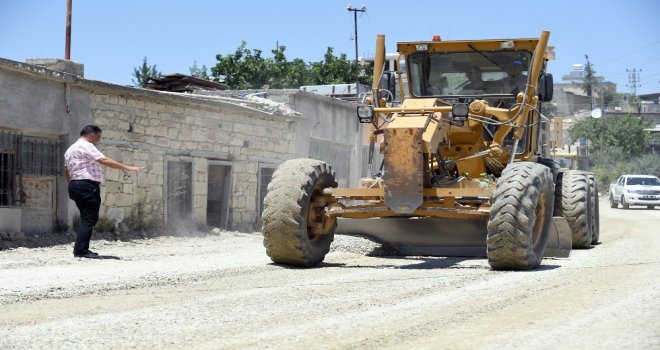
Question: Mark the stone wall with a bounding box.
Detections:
[0,57,366,234]
[0,57,307,233]
[89,92,297,231]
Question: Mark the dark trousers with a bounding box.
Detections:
[68,180,101,254]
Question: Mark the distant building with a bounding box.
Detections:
[554,63,617,117]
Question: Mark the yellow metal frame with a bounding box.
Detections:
[334,31,551,220]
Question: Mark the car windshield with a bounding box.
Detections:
[627,177,660,186]
[407,50,532,97]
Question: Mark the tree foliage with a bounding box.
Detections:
[132,57,160,87]
[189,61,209,79]
[540,102,556,119]
[581,55,597,98]
[308,48,355,85]
[210,42,369,90]
[590,147,660,192]
[568,115,652,158]
[570,116,660,191]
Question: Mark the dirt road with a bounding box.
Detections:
[1,198,658,349]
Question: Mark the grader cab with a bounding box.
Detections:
[261,31,600,270]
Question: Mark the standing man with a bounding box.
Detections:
[64,125,144,258]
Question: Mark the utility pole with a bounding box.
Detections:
[585,54,595,110]
[65,0,72,59]
[347,4,366,96]
[626,68,641,95]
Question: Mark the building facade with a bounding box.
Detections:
[0,57,364,234]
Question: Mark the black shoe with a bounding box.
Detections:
[87,250,99,256]
[74,251,100,258]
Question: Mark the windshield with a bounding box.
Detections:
[627,177,660,186]
[408,51,532,97]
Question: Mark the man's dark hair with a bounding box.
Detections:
[80,125,102,136]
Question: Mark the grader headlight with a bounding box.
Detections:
[451,103,469,122]
[357,105,375,123]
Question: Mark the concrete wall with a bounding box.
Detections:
[0,208,21,232]
[288,91,363,187]
[0,58,92,232]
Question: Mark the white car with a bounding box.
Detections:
[609,175,660,209]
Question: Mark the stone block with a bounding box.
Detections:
[105,207,126,226]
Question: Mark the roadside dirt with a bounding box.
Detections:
[1,197,658,350]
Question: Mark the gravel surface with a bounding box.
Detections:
[0,197,658,349]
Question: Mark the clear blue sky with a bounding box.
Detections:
[2,0,659,95]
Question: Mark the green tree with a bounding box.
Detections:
[309,47,355,85]
[569,115,652,157]
[210,43,361,89]
[540,102,557,119]
[582,55,597,103]
[189,61,209,79]
[132,57,160,87]
[211,41,270,89]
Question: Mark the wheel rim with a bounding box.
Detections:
[306,182,335,240]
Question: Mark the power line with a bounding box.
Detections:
[598,39,660,67]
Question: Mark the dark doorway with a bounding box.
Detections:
[207,163,231,228]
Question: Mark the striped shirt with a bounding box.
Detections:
[64,138,105,183]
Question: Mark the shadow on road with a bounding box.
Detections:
[273,258,562,271]
[75,255,121,260]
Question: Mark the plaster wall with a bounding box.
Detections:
[288,91,363,187]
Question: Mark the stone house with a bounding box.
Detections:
[0,57,364,234]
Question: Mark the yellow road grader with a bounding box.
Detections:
[262,31,600,270]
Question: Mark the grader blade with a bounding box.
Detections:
[336,217,489,257]
[336,216,571,258]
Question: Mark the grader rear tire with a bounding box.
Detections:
[487,162,554,270]
[261,158,338,267]
[587,173,600,244]
[556,171,593,248]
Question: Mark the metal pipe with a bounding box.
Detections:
[65,0,72,59]
[372,35,385,95]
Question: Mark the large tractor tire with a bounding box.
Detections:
[554,170,565,215]
[261,158,338,267]
[555,171,593,248]
[587,173,600,244]
[538,157,559,183]
[487,162,554,270]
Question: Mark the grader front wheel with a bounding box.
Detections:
[261,158,338,267]
[487,162,554,270]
